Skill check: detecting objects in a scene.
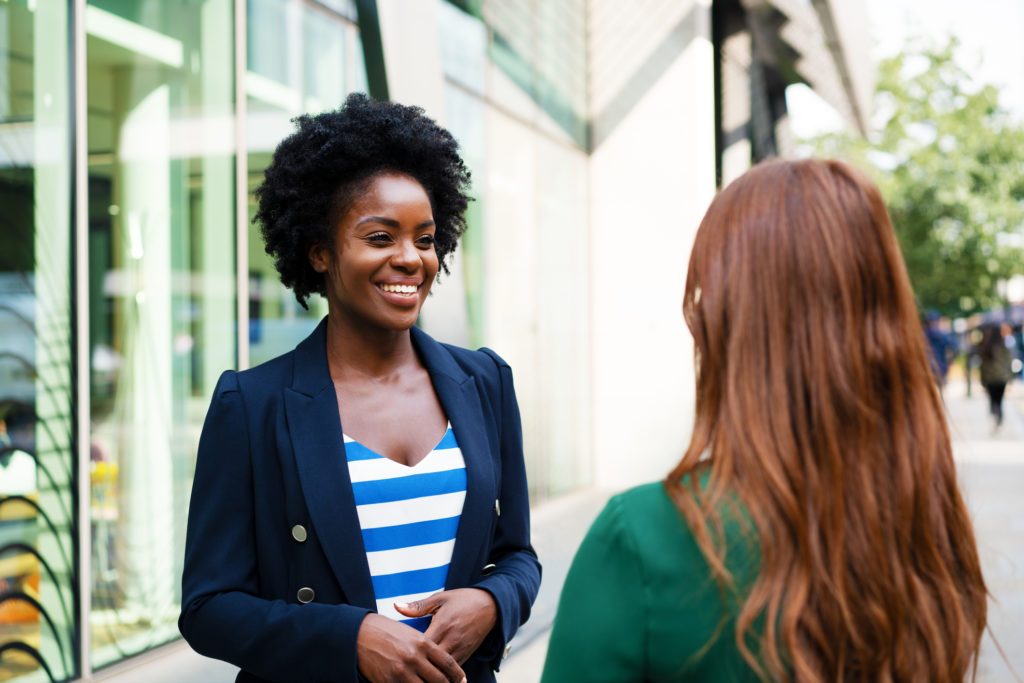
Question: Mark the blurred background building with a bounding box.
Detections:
[0,0,868,680]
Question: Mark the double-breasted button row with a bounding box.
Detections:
[293,524,312,603]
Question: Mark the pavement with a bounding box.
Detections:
[102,378,1023,682]
[945,377,1024,682]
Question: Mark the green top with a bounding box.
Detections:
[541,481,762,682]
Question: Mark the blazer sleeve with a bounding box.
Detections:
[471,349,542,668]
[540,495,646,683]
[179,370,372,682]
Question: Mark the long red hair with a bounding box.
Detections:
[666,159,987,681]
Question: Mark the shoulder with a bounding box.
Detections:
[234,351,295,395]
[412,326,512,384]
[595,483,693,553]
[440,340,511,377]
[205,348,297,406]
[601,479,757,575]
[603,482,679,528]
[577,483,688,571]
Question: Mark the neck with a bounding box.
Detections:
[323,311,418,381]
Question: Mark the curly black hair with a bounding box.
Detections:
[254,92,472,307]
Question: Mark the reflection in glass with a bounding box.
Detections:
[246,0,364,366]
[0,3,76,682]
[85,0,235,668]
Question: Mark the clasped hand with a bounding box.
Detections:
[356,587,498,682]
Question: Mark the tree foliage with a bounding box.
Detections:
[807,37,1024,317]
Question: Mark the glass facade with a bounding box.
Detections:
[0,0,595,679]
[85,0,236,667]
[0,3,76,682]
[245,0,363,366]
[0,2,364,680]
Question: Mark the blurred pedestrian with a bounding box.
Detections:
[924,309,957,388]
[541,159,987,682]
[978,323,1014,431]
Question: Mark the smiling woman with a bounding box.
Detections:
[309,173,440,336]
[178,94,540,683]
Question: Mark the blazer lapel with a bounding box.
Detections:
[284,319,376,610]
[411,327,496,589]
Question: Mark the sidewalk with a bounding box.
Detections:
[944,378,1024,682]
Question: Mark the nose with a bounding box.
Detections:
[389,236,421,272]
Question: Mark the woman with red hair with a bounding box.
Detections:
[542,159,987,682]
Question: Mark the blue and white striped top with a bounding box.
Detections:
[344,424,467,632]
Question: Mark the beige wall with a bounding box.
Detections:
[588,0,716,490]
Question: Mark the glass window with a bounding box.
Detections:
[312,0,357,20]
[85,0,236,668]
[246,0,364,366]
[438,1,486,96]
[303,8,347,113]
[0,3,76,682]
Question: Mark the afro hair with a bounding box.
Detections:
[254,92,472,307]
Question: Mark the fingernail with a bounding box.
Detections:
[395,602,409,609]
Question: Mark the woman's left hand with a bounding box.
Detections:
[395,588,498,664]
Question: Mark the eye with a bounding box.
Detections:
[366,232,393,244]
[416,234,436,248]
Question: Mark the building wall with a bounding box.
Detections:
[588,0,716,489]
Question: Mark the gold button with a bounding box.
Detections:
[291,524,307,542]
[297,587,315,603]
[503,644,511,659]
[494,499,501,516]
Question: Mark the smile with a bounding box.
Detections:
[378,283,418,296]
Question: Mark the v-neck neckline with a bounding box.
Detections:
[343,422,452,469]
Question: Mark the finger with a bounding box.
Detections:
[424,620,474,665]
[425,641,466,683]
[422,617,449,648]
[393,601,425,617]
[395,593,443,617]
[435,631,473,666]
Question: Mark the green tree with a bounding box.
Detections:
[808,37,1024,317]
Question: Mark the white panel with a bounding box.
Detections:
[588,1,716,490]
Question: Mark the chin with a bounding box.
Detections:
[383,312,421,331]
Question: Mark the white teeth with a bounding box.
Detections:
[379,283,417,294]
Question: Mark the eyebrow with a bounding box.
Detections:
[357,216,435,229]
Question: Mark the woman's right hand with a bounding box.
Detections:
[356,613,466,683]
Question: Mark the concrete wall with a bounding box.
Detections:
[587,0,716,490]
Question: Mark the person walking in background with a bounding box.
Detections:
[924,309,958,388]
[179,94,540,683]
[541,159,987,682]
[978,323,1014,432]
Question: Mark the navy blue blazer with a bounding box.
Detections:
[179,319,541,682]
